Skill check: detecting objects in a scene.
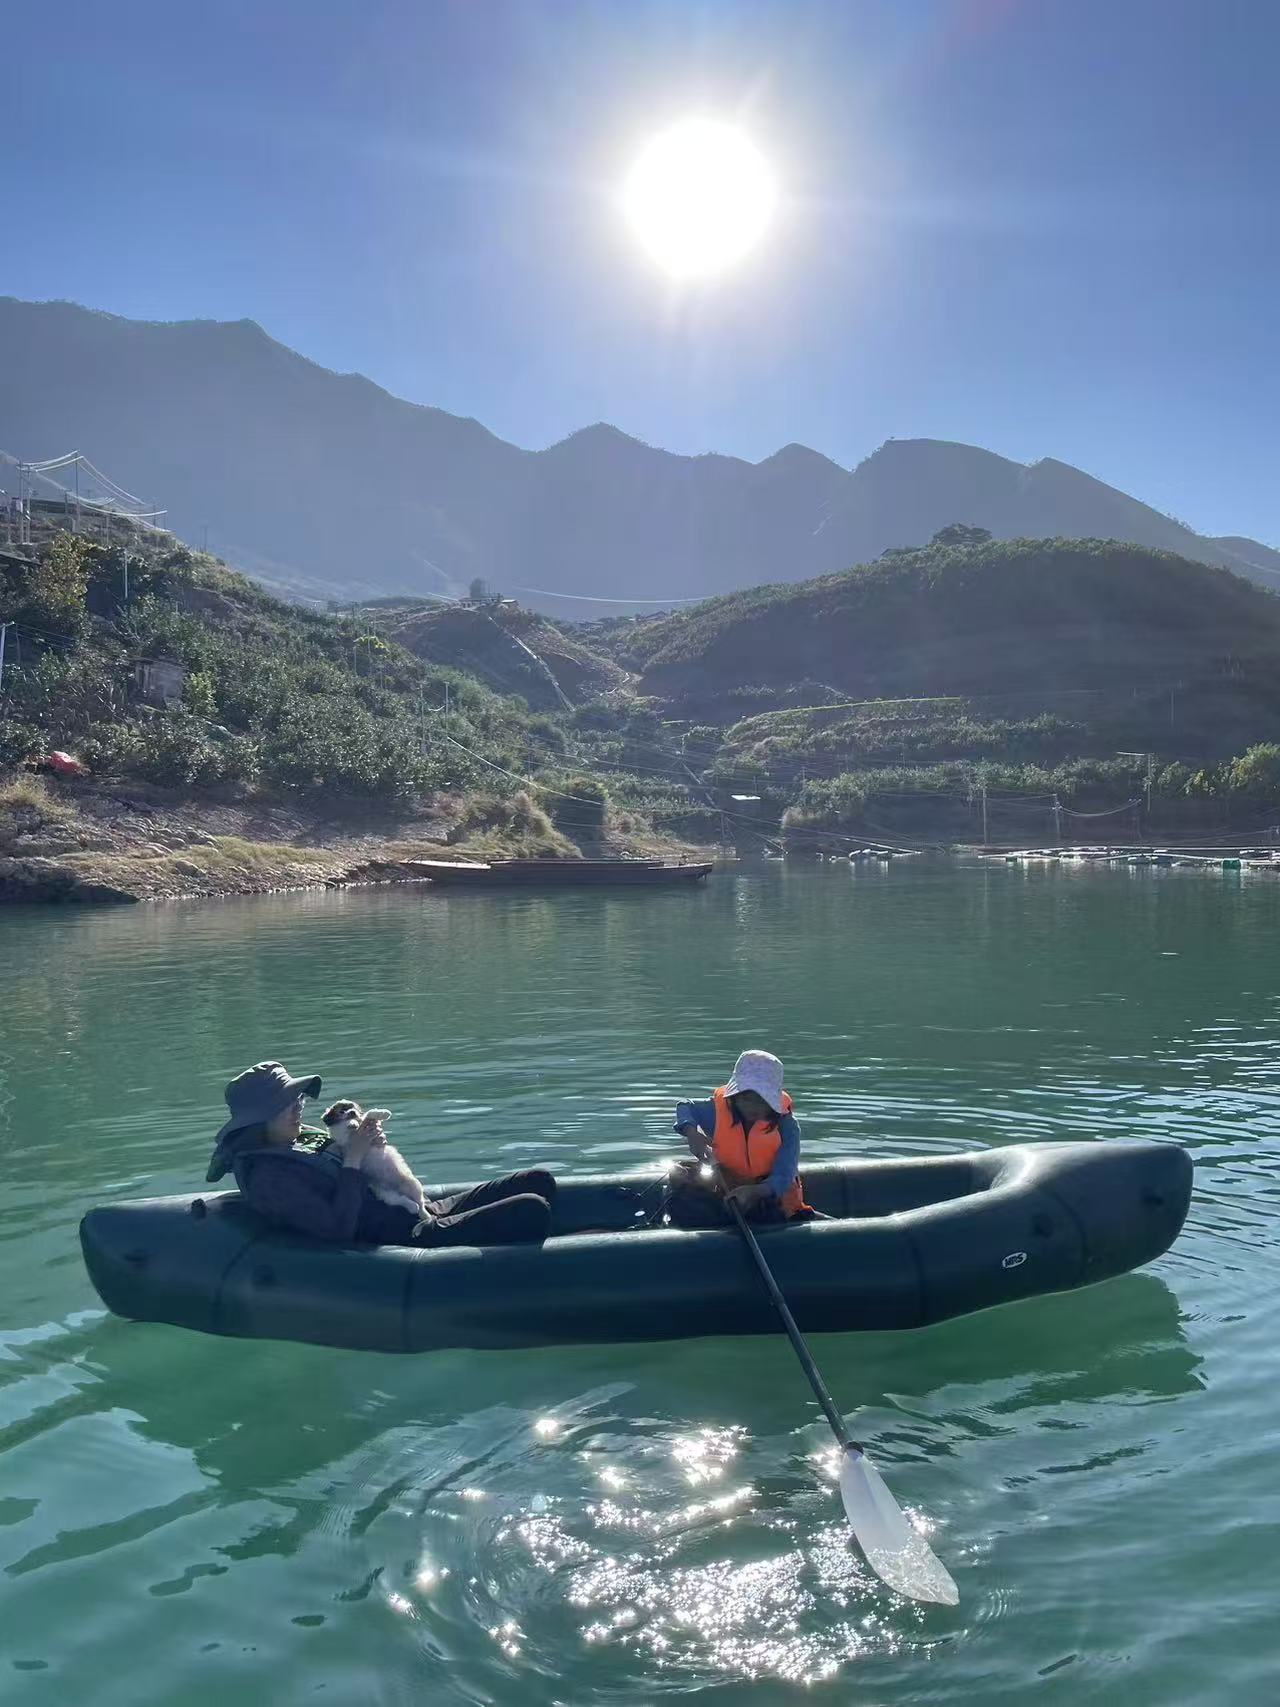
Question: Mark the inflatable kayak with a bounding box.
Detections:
[80,1141,1191,1355]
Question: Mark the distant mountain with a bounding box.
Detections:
[814,441,1280,594]
[2,296,1277,611]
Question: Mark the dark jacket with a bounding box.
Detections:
[224,1129,385,1243]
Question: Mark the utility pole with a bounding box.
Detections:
[1118,751,1153,842]
[0,622,9,696]
[121,550,129,606]
[981,781,989,847]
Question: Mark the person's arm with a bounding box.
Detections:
[245,1155,367,1242]
[674,1098,717,1159]
[763,1114,802,1198]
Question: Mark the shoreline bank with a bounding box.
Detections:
[0,774,708,905]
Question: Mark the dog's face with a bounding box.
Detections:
[321,1101,392,1149]
[322,1099,363,1141]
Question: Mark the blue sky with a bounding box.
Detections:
[9,0,1279,542]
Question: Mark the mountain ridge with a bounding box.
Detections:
[2,295,1277,611]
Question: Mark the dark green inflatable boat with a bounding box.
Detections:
[80,1141,1191,1354]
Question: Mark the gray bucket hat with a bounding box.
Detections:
[206,1060,322,1181]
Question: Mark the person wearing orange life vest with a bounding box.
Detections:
[670,1049,813,1227]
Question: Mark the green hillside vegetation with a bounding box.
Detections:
[6,524,1280,866]
[0,530,725,864]
[0,533,547,800]
[376,601,631,708]
[0,525,675,846]
[630,535,1280,709]
[627,533,1280,840]
[782,746,1280,843]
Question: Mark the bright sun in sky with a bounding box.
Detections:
[622,119,776,279]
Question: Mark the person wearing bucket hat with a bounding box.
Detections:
[667,1049,813,1228]
[205,1060,556,1248]
[207,1062,325,1181]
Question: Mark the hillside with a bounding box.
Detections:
[620,534,1280,843]
[443,531,1280,854]
[382,602,630,711]
[3,297,1279,612]
[0,528,711,899]
[631,535,1280,709]
[5,523,1280,881]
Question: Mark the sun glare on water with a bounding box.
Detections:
[623,118,776,278]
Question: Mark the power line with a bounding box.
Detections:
[508,585,704,605]
[435,729,616,807]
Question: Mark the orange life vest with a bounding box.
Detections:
[710,1086,807,1217]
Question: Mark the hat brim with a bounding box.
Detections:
[210,1072,322,1157]
[723,1073,781,1113]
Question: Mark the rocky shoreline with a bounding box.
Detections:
[0,842,441,905]
[0,775,704,905]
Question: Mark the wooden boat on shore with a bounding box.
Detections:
[417,858,713,888]
[80,1140,1191,1355]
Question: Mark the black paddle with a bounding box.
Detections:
[719,1173,959,1605]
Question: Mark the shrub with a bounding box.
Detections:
[78,721,145,777]
[448,790,578,859]
[128,714,227,790]
[548,774,608,838]
[183,670,217,718]
[0,718,42,769]
[216,734,262,792]
[1227,743,1280,798]
[0,533,92,635]
[1156,762,1193,797]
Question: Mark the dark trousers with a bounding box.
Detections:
[663,1179,788,1229]
[363,1169,557,1248]
[662,1161,816,1229]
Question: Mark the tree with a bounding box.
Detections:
[3,532,92,634]
[183,670,217,719]
[468,577,490,605]
[931,523,993,548]
[1227,743,1280,799]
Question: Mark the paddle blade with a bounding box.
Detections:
[838,1447,959,1607]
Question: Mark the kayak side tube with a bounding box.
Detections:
[78,1140,1192,1353]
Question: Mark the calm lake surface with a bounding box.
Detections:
[1,862,1276,1704]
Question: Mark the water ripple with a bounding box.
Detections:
[1,868,1277,1702]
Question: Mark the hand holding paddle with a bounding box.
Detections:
[677,1123,714,1163]
[718,1173,959,1606]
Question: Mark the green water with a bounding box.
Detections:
[0,863,1275,1704]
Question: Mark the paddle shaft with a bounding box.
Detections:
[721,1184,861,1452]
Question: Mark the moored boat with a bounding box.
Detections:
[80,1140,1191,1354]
[417,858,713,887]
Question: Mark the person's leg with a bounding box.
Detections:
[416,1192,552,1247]
[358,1200,422,1245]
[431,1169,557,1218]
[746,1195,787,1226]
[663,1177,731,1228]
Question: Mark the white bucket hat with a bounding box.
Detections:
[724,1049,785,1113]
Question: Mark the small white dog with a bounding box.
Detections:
[322,1099,428,1218]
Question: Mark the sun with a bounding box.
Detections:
[622,119,776,279]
